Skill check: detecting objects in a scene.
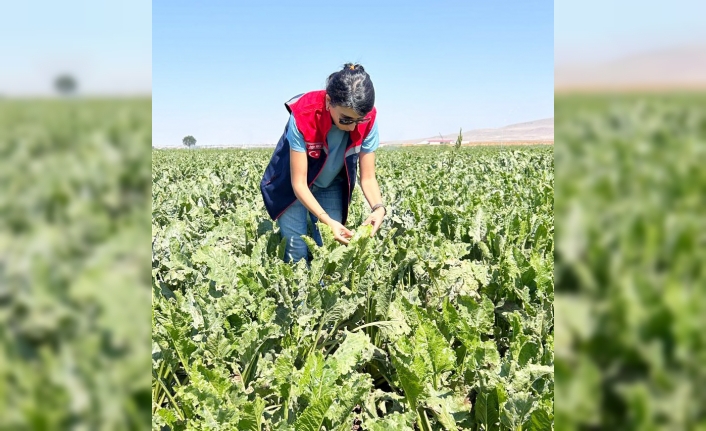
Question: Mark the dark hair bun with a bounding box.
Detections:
[326,63,375,115]
[343,63,364,72]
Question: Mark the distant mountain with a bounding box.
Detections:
[381,118,554,145]
[555,44,706,91]
[444,118,553,142]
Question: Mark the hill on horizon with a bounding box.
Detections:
[555,44,706,91]
[154,117,555,148]
[382,117,554,145]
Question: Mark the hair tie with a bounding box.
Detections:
[349,64,355,70]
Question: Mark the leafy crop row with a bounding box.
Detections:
[152,146,554,430]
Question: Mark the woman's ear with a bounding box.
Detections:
[325,94,330,110]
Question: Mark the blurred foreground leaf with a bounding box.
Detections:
[555,93,706,430]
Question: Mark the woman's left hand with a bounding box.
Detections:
[362,208,385,237]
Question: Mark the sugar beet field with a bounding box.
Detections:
[152,146,554,430]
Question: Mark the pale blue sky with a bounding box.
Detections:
[5,1,703,144]
[153,0,554,146]
[555,0,706,65]
[0,0,151,96]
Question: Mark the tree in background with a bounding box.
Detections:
[182,135,196,149]
[54,74,77,96]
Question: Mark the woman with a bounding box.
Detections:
[260,63,386,264]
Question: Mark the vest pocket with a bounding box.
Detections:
[265,173,279,185]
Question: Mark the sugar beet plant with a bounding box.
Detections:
[152,146,554,430]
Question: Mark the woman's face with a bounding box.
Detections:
[326,95,369,132]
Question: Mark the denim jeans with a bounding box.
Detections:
[277,177,344,264]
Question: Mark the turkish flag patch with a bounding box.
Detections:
[306,142,323,159]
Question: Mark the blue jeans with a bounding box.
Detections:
[277,178,344,264]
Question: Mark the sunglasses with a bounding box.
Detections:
[338,114,371,126]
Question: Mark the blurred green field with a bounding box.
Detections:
[554,92,706,430]
[0,99,152,430]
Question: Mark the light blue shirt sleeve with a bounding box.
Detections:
[286,114,306,152]
[361,120,379,153]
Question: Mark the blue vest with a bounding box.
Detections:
[260,90,377,225]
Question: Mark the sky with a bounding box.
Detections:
[555,0,706,66]
[152,0,554,146]
[0,0,151,96]
[5,1,704,145]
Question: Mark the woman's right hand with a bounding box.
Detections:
[326,219,353,245]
